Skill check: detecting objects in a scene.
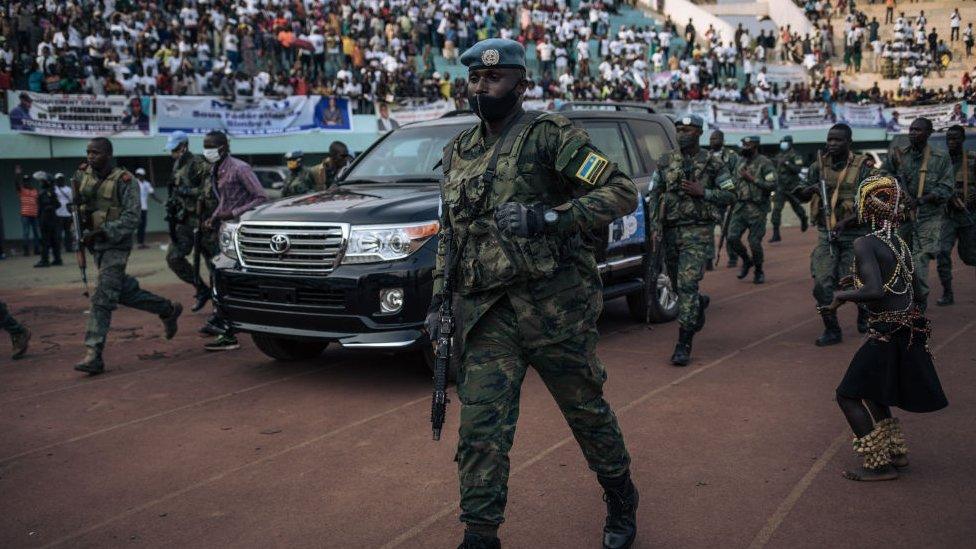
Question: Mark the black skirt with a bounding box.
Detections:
[836,319,949,413]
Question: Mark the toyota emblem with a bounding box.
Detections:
[269,234,290,254]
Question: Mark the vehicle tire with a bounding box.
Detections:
[251,333,328,361]
[421,344,458,383]
[627,255,679,324]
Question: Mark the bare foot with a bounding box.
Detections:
[891,453,909,468]
[842,465,899,481]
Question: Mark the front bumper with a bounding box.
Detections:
[212,247,434,349]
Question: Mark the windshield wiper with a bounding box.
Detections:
[339,178,386,185]
[394,177,441,183]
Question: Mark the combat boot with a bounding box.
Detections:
[936,282,954,306]
[161,302,183,340]
[769,226,782,242]
[670,328,694,366]
[11,327,31,360]
[457,531,500,549]
[694,295,710,332]
[192,287,212,312]
[737,257,753,280]
[74,347,105,375]
[857,307,870,334]
[753,266,765,284]
[800,213,809,232]
[815,313,843,346]
[599,472,639,549]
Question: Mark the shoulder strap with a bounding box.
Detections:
[482,110,543,184]
[917,146,931,198]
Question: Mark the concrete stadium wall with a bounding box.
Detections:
[642,0,738,44]
[768,0,814,37]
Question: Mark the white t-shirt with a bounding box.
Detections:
[55,185,73,218]
[138,179,154,211]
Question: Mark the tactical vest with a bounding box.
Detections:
[734,155,775,204]
[171,154,215,220]
[78,166,130,231]
[658,149,726,226]
[811,153,869,228]
[441,111,576,295]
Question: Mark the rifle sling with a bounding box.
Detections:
[917,145,930,198]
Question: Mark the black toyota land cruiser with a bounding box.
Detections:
[212,103,680,367]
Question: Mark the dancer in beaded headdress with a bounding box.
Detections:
[821,174,948,481]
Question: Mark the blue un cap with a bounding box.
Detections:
[459,39,527,71]
[164,131,189,152]
[674,114,704,129]
[284,150,304,160]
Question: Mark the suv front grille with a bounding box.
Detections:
[225,279,346,308]
[237,222,347,273]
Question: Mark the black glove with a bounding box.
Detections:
[425,295,443,342]
[81,229,106,246]
[495,202,545,237]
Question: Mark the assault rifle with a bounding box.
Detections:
[817,152,836,257]
[430,228,456,441]
[69,173,89,297]
[192,192,205,290]
[715,206,733,264]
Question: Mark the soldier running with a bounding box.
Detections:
[1,300,30,360]
[164,131,217,312]
[649,115,735,366]
[935,125,976,306]
[726,136,776,284]
[770,136,810,242]
[879,117,954,309]
[708,130,740,269]
[73,138,182,375]
[430,39,638,549]
[281,150,316,197]
[795,124,875,345]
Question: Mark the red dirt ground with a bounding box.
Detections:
[1,227,974,548]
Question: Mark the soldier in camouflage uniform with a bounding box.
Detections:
[708,130,740,268]
[879,117,955,309]
[428,39,638,549]
[770,135,809,242]
[795,124,875,345]
[935,125,976,306]
[726,136,777,284]
[281,150,316,197]
[74,138,182,375]
[164,131,218,312]
[650,116,735,366]
[1,300,31,360]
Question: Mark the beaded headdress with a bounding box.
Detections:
[856,174,905,234]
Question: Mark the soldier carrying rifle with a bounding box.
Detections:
[794,124,875,346]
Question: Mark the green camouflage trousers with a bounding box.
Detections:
[457,296,630,527]
[770,187,806,228]
[663,225,710,331]
[727,202,769,267]
[900,217,944,306]
[166,223,217,291]
[811,229,862,307]
[936,214,976,287]
[1,300,26,335]
[85,248,173,349]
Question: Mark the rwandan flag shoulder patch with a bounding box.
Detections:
[575,152,610,185]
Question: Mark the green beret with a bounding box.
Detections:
[741,135,761,145]
[674,114,704,129]
[459,39,526,71]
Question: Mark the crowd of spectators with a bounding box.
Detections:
[1,0,976,111]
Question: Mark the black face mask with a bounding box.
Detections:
[678,133,698,150]
[468,81,521,122]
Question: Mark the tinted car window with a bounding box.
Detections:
[256,170,283,189]
[581,122,635,176]
[627,119,672,169]
[344,124,465,181]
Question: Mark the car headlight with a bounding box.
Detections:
[344,221,439,264]
[219,222,239,259]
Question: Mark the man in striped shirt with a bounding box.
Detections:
[14,167,41,257]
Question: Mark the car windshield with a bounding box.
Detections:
[342,124,468,182]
